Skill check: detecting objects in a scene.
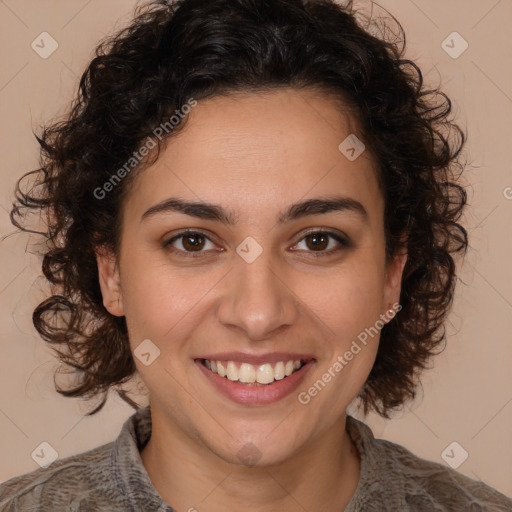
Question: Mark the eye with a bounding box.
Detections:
[163,230,218,258]
[291,230,349,257]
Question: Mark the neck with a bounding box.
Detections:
[140,411,361,512]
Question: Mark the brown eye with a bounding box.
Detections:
[163,231,217,257]
[180,233,207,252]
[292,230,349,256]
[304,232,330,251]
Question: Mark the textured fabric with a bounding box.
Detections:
[0,406,511,511]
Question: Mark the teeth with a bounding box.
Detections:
[227,361,238,381]
[203,358,305,384]
[239,363,256,383]
[274,361,285,380]
[256,363,274,384]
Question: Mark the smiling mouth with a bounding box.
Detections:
[199,358,309,385]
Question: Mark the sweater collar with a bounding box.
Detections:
[111,405,175,511]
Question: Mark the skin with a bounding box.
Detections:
[96,87,407,512]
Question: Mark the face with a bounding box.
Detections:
[97,88,406,466]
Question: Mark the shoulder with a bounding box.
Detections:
[0,441,124,511]
[346,415,512,512]
[376,436,512,511]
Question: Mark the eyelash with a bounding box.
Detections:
[162,229,350,259]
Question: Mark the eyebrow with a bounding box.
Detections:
[140,195,368,225]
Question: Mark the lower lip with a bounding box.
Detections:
[195,359,315,405]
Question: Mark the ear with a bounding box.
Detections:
[383,248,408,314]
[95,246,124,316]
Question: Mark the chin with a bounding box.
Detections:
[220,444,294,468]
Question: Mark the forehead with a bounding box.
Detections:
[124,88,382,224]
[166,88,365,165]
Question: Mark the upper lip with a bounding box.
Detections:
[196,352,316,365]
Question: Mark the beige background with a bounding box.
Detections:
[0,0,511,499]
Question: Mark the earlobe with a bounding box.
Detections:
[95,246,124,316]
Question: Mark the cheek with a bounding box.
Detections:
[119,258,219,346]
[296,260,386,337]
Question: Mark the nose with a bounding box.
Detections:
[216,249,301,341]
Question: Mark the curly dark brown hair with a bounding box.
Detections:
[9,0,468,417]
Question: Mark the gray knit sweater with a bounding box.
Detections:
[0,406,510,511]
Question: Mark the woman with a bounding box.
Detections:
[1,0,510,510]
